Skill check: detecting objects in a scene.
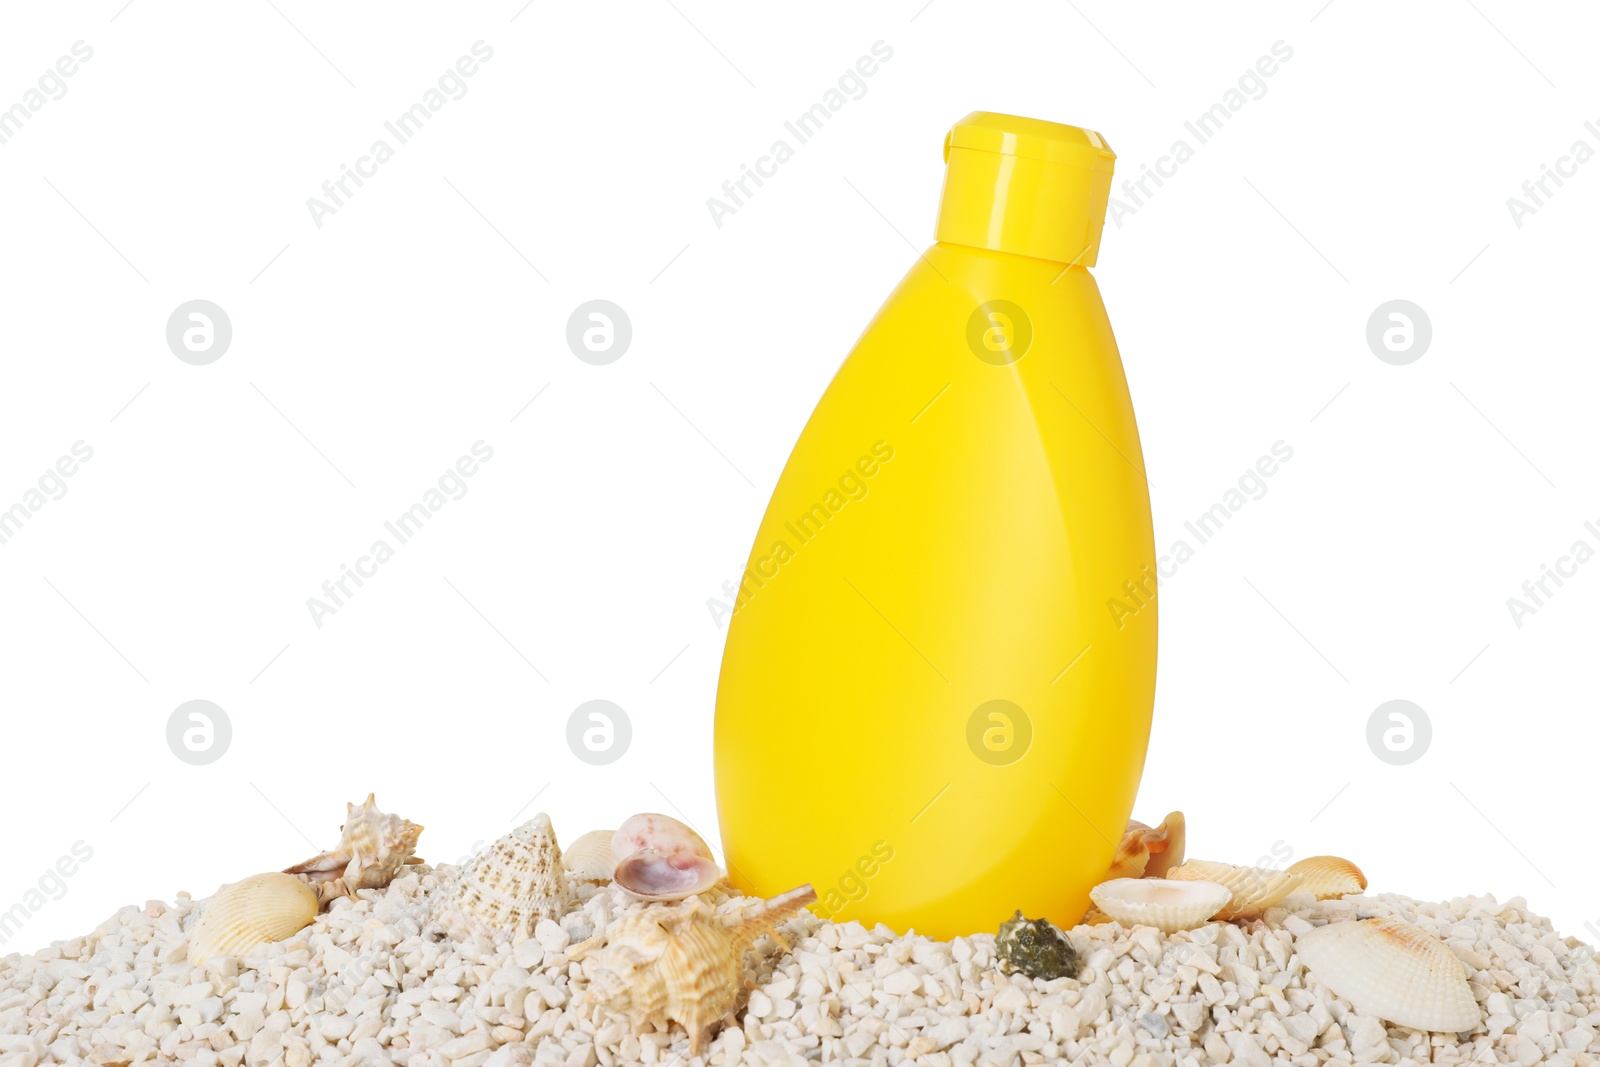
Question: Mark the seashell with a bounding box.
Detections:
[284,793,424,905]
[611,813,723,902]
[1141,812,1186,878]
[996,910,1080,979]
[576,884,815,1055]
[1089,877,1232,934]
[190,872,319,964]
[1296,917,1480,1032]
[1107,811,1186,880]
[1168,860,1304,920]
[1287,855,1367,900]
[563,829,618,885]
[450,813,574,941]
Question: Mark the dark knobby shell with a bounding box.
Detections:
[995,910,1081,981]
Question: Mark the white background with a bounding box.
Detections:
[1,1,1595,955]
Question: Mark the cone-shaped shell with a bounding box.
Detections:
[612,813,722,902]
[190,873,318,964]
[563,829,618,885]
[1287,855,1367,900]
[452,813,573,940]
[1296,917,1480,1032]
[1089,877,1232,934]
[1168,860,1304,920]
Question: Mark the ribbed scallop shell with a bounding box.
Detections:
[575,885,815,1055]
[190,872,319,964]
[1168,860,1304,920]
[451,813,573,940]
[563,829,618,885]
[1089,877,1232,934]
[1297,917,1480,1032]
[1286,855,1367,900]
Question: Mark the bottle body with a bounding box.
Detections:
[714,240,1156,939]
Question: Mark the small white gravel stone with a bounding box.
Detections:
[533,920,569,953]
[0,868,1591,1067]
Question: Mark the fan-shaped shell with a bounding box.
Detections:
[564,829,618,885]
[1296,917,1480,1032]
[1089,877,1232,934]
[612,813,722,902]
[190,873,318,964]
[1168,860,1304,920]
[451,813,573,940]
[577,885,815,1055]
[1286,855,1367,900]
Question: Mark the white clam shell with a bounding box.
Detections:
[1088,877,1232,934]
[1296,917,1481,1032]
[190,872,318,964]
[563,829,618,884]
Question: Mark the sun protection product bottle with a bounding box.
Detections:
[713,112,1156,940]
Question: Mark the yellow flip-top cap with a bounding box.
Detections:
[935,111,1117,266]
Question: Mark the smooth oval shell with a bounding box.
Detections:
[1089,877,1232,934]
[563,829,618,884]
[190,872,318,964]
[452,812,573,940]
[1287,855,1367,900]
[614,849,722,902]
[1168,860,1304,920]
[612,813,722,902]
[1296,917,1480,1032]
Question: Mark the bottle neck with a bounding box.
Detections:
[935,147,1113,266]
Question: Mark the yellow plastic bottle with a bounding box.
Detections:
[713,112,1157,940]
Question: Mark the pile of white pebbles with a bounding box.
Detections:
[1,866,1596,1067]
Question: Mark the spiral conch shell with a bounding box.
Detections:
[190,872,318,964]
[574,885,816,1055]
[611,813,723,902]
[1296,917,1480,1032]
[1286,855,1367,900]
[284,793,424,905]
[450,813,574,940]
[1107,811,1186,880]
[1168,860,1303,920]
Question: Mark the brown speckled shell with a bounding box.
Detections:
[450,813,573,941]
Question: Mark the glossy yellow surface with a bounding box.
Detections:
[937,111,1116,266]
[714,114,1156,940]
